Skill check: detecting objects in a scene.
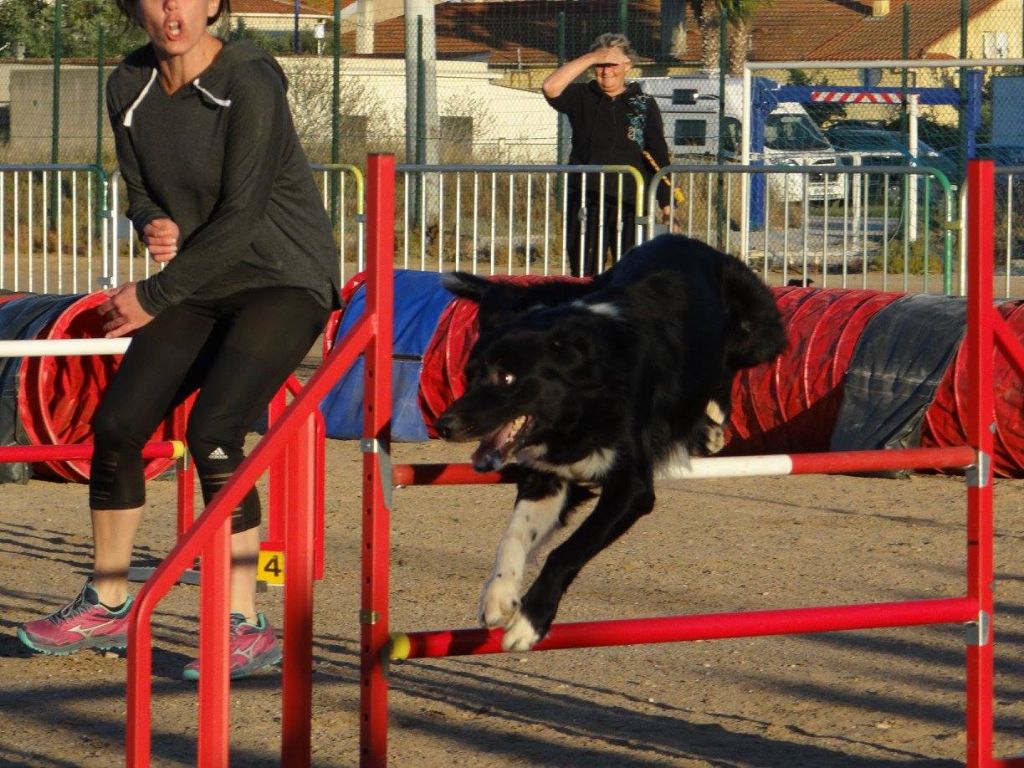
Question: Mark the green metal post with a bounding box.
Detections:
[50,0,63,228]
[413,15,425,227]
[330,0,341,227]
[416,16,425,167]
[900,2,909,140]
[716,7,727,246]
[51,0,62,164]
[899,2,909,244]
[557,12,565,165]
[957,0,968,185]
[96,24,105,169]
[618,0,627,36]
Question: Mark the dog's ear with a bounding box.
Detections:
[720,256,787,368]
[440,271,492,302]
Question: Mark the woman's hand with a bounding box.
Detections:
[660,205,678,233]
[98,282,154,338]
[142,218,179,263]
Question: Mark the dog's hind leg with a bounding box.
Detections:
[503,464,655,652]
[479,472,586,629]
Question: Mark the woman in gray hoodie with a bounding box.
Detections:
[17,0,341,681]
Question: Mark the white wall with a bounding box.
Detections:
[279,56,558,163]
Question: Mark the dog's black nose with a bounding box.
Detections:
[434,414,454,440]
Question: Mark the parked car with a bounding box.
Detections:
[938,144,1024,171]
[824,126,956,180]
[638,75,846,202]
[939,144,1024,199]
[823,126,957,207]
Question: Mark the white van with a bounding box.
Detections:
[637,74,845,202]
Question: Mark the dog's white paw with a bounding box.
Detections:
[479,577,520,628]
[704,423,725,454]
[501,614,541,652]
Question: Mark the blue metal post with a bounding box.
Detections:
[748,78,774,230]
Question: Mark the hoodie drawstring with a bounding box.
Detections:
[193,79,232,108]
[122,72,232,129]
[122,69,157,128]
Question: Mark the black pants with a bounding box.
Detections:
[89,287,330,533]
[566,193,637,277]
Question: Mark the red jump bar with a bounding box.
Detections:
[389,596,979,660]
[0,440,185,463]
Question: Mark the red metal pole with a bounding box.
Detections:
[196,521,231,766]
[389,597,978,660]
[964,158,996,768]
[266,387,288,550]
[314,409,326,581]
[125,614,154,767]
[281,413,317,767]
[173,396,195,539]
[125,316,374,767]
[360,154,395,768]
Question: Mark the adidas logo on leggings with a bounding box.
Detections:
[207,447,229,460]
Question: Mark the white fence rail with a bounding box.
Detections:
[3,161,1023,299]
[0,164,108,295]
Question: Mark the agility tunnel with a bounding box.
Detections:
[0,291,178,482]
[324,272,1024,478]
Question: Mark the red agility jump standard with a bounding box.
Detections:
[358,159,1020,768]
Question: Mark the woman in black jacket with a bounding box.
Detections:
[543,33,672,276]
[17,0,340,681]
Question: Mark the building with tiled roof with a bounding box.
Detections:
[229,0,335,35]
[336,0,1021,67]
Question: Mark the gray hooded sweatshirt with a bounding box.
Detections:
[106,39,341,316]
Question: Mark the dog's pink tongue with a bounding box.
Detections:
[471,421,521,472]
[471,443,505,472]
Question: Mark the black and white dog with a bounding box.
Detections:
[434,234,786,651]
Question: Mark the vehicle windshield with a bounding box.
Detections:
[764,114,831,151]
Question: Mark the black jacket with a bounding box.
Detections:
[546,80,671,209]
[106,40,341,316]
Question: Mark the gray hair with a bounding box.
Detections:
[589,33,636,61]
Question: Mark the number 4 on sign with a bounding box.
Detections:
[258,550,285,586]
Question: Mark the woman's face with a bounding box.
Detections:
[592,47,631,97]
[134,0,220,58]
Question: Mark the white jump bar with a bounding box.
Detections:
[0,338,132,358]
[657,454,794,480]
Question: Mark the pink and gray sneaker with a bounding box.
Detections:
[17,581,132,656]
[181,612,282,681]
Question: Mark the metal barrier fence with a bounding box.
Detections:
[7,161,1024,300]
[107,164,365,287]
[650,162,958,295]
[982,167,1024,300]
[394,163,643,277]
[0,163,108,295]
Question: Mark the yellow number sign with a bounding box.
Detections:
[257,550,285,586]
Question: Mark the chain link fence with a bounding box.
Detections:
[2,0,1022,165]
[2,0,1024,287]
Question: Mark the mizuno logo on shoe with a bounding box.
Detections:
[208,447,229,460]
[66,620,119,638]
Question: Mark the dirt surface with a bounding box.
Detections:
[3,435,1024,767]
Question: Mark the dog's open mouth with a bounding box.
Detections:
[471,415,531,472]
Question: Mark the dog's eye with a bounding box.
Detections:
[501,371,516,386]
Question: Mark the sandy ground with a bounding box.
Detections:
[2,434,1024,767]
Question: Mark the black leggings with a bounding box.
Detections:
[89,287,330,534]
[566,193,638,277]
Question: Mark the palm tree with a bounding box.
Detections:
[683,0,769,74]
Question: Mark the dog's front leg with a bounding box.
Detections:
[502,465,655,652]
[480,472,569,629]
